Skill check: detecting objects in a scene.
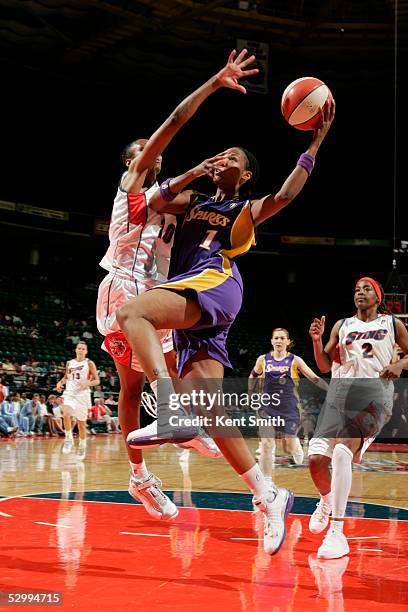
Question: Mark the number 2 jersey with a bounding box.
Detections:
[333,314,395,378]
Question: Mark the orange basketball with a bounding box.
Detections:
[281,77,333,131]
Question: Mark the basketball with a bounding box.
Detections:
[281,77,333,131]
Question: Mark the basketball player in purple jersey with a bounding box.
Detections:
[249,327,327,479]
[116,77,335,553]
[308,277,408,559]
[96,50,258,521]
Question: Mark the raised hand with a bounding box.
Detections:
[312,98,336,144]
[216,49,259,94]
[190,151,229,178]
[309,316,326,342]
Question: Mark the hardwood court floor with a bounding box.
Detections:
[1,436,408,611]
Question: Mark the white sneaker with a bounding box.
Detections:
[309,499,332,533]
[127,419,222,459]
[129,473,179,521]
[76,444,86,461]
[253,487,294,555]
[176,431,222,458]
[62,438,73,454]
[317,527,350,559]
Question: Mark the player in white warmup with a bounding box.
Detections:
[308,277,408,559]
[57,342,100,460]
[95,51,256,520]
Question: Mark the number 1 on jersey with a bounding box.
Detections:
[200,230,218,250]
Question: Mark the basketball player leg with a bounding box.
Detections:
[118,290,222,456]
[316,435,360,559]
[61,404,74,454]
[182,349,294,555]
[114,358,178,520]
[76,419,88,461]
[258,422,276,484]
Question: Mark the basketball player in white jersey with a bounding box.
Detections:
[96,50,257,521]
[56,342,100,461]
[308,277,408,559]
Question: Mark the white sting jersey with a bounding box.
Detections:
[65,359,91,395]
[333,314,395,378]
[99,181,177,284]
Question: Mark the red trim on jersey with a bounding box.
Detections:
[128,193,147,226]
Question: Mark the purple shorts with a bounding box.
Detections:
[156,262,243,375]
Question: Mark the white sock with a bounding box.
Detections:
[65,430,73,439]
[331,443,353,519]
[240,463,273,498]
[259,440,275,480]
[322,491,332,506]
[330,519,344,533]
[130,460,149,479]
[78,439,86,448]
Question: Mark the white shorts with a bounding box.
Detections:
[96,271,173,372]
[308,435,378,463]
[61,394,91,422]
[308,377,393,463]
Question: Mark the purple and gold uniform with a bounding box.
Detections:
[259,352,301,435]
[156,193,255,374]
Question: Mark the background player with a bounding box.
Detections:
[118,85,335,554]
[56,341,100,460]
[96,49,258,520]
[308,277,408,559]
[249,327,327,480]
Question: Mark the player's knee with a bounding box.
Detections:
[332,443,353,467]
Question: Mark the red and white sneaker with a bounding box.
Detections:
[128,473,178,521]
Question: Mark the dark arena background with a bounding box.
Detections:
[1,2,408,611]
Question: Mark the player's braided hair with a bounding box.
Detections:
[121,139,146,165]
[238,147,260,198]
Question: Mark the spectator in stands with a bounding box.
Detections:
[88,398,119,434]
[21,393,44,435]
[45,394,65,435]
[1,395,19,429]
[104,394,117,407]
[0,378,8,402]
[1,358,16,377]
[0,414,18,438]
[11,392,30,435]
[22,361,34,374]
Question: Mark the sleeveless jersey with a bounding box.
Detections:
[99,180,177,284]
[65,359,91,395]
[172,194,255,281]
[334,314,395,378]
[260,352,300,411]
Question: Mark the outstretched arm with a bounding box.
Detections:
[122,49,258,194]
[294,355,329,391]
[251,100,335,226]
